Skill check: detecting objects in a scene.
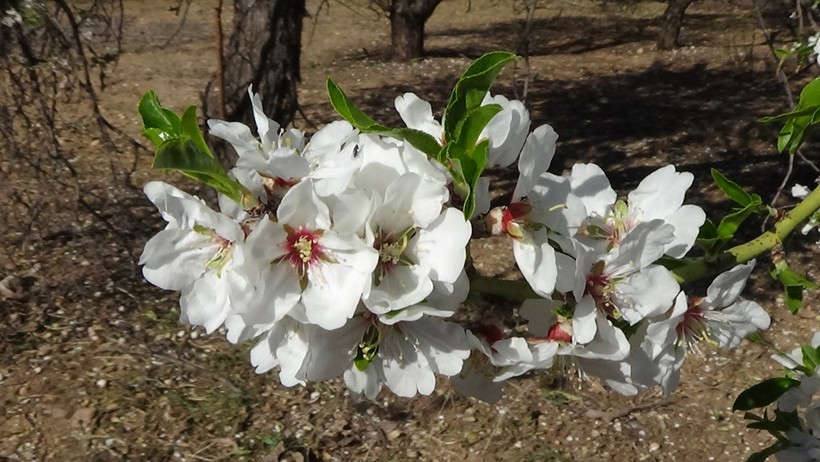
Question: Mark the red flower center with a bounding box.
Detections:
[283,225,324,278]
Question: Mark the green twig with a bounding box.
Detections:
[672,182,820,283]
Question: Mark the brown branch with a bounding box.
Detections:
[214,0,226,120]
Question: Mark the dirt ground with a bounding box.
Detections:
[2,0,820,460]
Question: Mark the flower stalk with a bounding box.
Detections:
[670,182,820,283]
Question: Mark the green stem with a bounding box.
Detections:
[671,182,820,283]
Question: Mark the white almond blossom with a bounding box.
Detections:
[250,310,470,399]
[364,185,470,317]
[485,124,563,298]
[520,297,630,365]
[572,163,705,258]
[139,181,247,334]
[576,220,680,325]
[343,314,471,398]
[235,180,378,331]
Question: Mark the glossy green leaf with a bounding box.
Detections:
[460,140,489,219]
[694,219,723,252]
[327,78,386,131]
[326,78,442,157]
[758,106,817,123]
[180,105,213,157]
[385,128,443,159]
[139,91,181,147]
[773,48,789,59]
[801,345,820,372]
[716,201,759,241]
[153,139,245,203]
[443,51,516,140]
[770,265,819,314]
[733,377,801,411]
[799,78,820,105]
[763,78,820,154]
[712,169,752,206]
[452,104,502,151]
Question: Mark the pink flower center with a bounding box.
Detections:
[585,261,619,317]
[282,225,324,278]
[676,297,707,346]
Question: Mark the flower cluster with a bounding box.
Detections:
[468,155,770,401]
[141,87,474,398]
[140,85,772,403]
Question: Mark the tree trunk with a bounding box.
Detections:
[387,0,442,60]
[391,9,425,60]
[657,0,694,50]
[203,0,305,129]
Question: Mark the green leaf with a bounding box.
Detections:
[711,169,752,206]
[777,119,796,154]
[153,139,245,203]
[764,78,820,154]
[758,106,818,123]
[326,78,441,157]
[139,91,181,146]
[443,51,517,141]
[801,345,820,372]
[383,128,443,159]
[460,140,489,219]
[733,377,801,411]
[180,105,213,157]
[716,201,760,241]
[695,219,723,253]
[798,78,820,106]
[770,265,819,314]
[452,104,502,151]
[327,78,386,132]
[656,256,691,273]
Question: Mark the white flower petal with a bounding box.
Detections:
[303,263,368,330]
[569,163,616,218]
[709,299,770,348]
[705,260,755,309]
[277,180,331,229]
[411,208,471,283]
[394,93,444,140]
[515,124,558,199]
[628,165,693,221]
[573,295,599,345]
[663,204,706,258]
[513,228,557,298]
[614,266,680,325]
[365,264,433,314]
[140,229,212,290]
[179,271,232,333]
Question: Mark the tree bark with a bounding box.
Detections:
[657,0,694,50]
[203,0,305,129]
[385,0,443,60]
